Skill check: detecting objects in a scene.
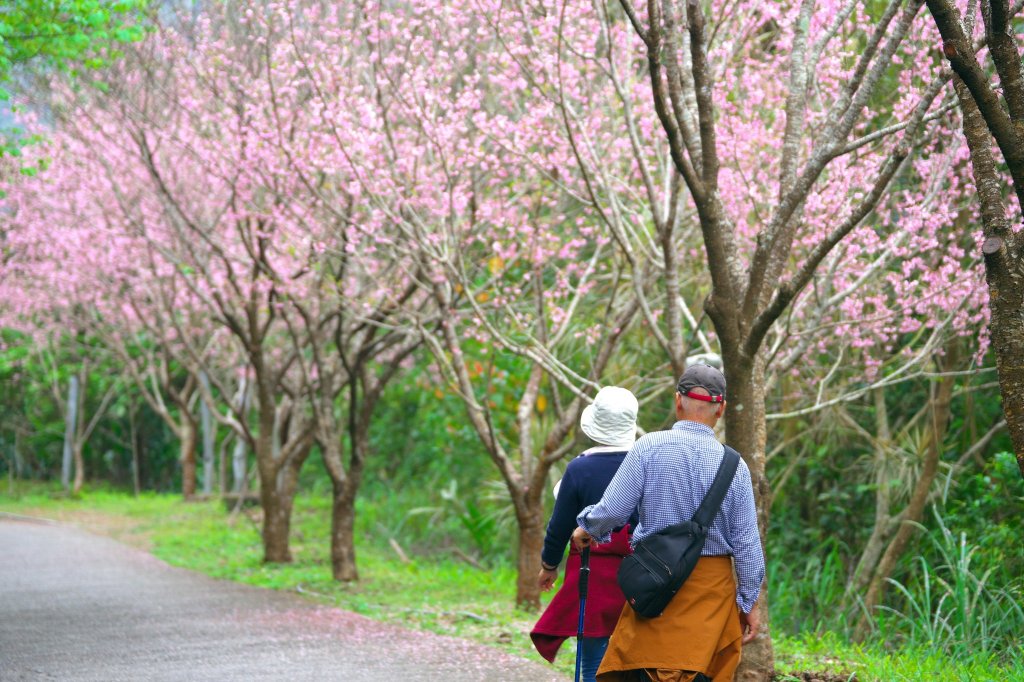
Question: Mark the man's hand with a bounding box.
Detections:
[571,526,593,551]
[739,603,760,644]
[538,567,558,591]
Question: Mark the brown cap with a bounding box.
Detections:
[676,363,726,403]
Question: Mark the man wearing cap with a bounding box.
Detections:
[531,386,640,682]
[571,364,764,682]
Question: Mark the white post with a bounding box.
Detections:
[129,402,141,496]
[232,376,250,493]
[61,375,80,492]
[13,428,24,480]
[200,371,215,495]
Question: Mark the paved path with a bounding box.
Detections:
[0,518,564,681]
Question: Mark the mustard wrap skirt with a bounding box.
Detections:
[596,556,743,682]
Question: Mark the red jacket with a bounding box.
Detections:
[530,526,632,662]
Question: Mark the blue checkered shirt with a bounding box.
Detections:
[577,420,765,613]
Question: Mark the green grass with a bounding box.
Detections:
[774,631,1024,682]
[3,482,1022,681]
[768,512,1024,681]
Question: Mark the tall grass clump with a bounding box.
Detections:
[878,509,1024,666]
[769,537,850,635]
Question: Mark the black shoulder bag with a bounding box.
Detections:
[616,445,741,619]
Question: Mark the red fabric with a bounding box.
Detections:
[530,527,632,663]
[684,391,722,403]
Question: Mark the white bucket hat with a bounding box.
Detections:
[580,386,639,448]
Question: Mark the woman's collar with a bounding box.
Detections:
[582,444,632,455]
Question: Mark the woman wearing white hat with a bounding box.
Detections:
[530,386,639,682]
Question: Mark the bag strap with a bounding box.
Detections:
[691,445,740,529]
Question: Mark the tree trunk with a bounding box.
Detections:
[179,419,198,499]
[854,359,956,639]
[514,499,546,611]
[328,410,366,581]
[218,433,230,496]
[929,0,1024,478]
[847,390,897,600]
[956,82,1024,477]
[331,479,359,581]
[723,356,774,682]
[986,236,1024,479]
[255,425,312,565]
[71,441,86,495]
[260,483,293,563]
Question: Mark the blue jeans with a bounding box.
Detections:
[578,636,610,682]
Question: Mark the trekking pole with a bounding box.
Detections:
[574,545,591,682]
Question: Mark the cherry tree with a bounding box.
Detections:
[1,5,1004,651]
[1,125,190,495]
[607,0,998,676]
[68,3,428,577]
[3,11,324,561]
[115,19,325,563]
[3,2,429,578]
[1,141,212,498]
[201,1,435,581]
[273,0,990,617]
[288,0,715,608]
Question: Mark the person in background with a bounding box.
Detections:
[531,386,640,682]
